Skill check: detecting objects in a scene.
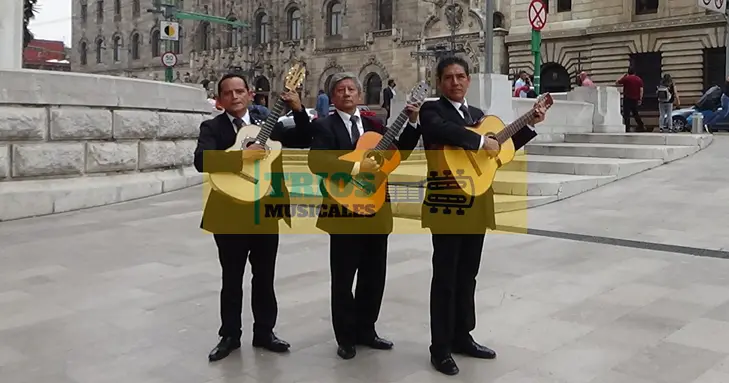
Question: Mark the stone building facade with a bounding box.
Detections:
[71,0,726,107]
[71,0,510,104]
[506,0,726,105]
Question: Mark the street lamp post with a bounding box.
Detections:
[484,0,494,74]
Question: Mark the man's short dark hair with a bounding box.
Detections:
[627,67,635,75]
[387,79,395,86]
[217,72,249,96]
[436,56,470,80]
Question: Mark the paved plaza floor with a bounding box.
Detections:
[1,137,729,383]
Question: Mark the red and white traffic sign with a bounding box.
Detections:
[698,0,726,14]
[161,51,177,67]
[528,0,547,31]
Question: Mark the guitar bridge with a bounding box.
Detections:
[237,171,258,184]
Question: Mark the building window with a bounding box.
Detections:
[95,38,103,63]
[81,3,87,23]
[197,22,209,51]
[227,18,239,47]
[329,2,343,36]
[704,47,726,92]
[289,8,302,40]
[171,26,181,53]
[96,0,103,23]
[131,33,140,60]
[493,12,505,28]
[256,13,270,44]
[151,29,160,57]
[114,0,120,16]
[80,41,87,65]
[558,0,571,12]
[542,0,549,13]
[379,0,392,30]
[113,36,121,62]
[635,0,658,15]
[132,0,140,17]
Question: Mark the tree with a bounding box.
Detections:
[23,0,38,48]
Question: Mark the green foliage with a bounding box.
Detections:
[23,0,38,48]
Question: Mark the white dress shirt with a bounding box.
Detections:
[227,111,251,134]
[445,98,486,149]
[335,108,419,175]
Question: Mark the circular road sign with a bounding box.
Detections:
[528,0,547,31]
[161,51,177,67]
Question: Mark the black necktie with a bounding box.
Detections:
[350,115,360,144]
[233,118,244,133]
[459,105,474,125]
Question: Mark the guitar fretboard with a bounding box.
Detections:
[373,108,412,153]
[254,97,288,144]
[494,109,537,144]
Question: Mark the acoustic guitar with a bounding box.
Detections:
[442,93,554,197]
[208,62,306,203]
[322,81,430,214]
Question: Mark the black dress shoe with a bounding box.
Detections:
[337,345,356,360]
[208,337,241,362]
[252,333,291,353]
[357,335,393,350]
[452,340,496,359]
[431,354,459,375]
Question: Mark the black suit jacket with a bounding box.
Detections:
[194,109,313,235]
[382,88,393,109]
[419,96,537,234]
[307,112,421,235]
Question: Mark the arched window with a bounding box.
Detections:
[80,41,87,65]
[114,0,121,16]
[364,73,382,105]
[151,29,160,57]
[131,32,140,60]
[493,12,505,28]
[378,0,392,30]
[256,13,270,44]
[95,38,103,63]
[227,17,239,47]
[132,0,140,17]
[197,22,209,51]
[329,2,342,36]
[289,9,302,40]
[113,35,121,62]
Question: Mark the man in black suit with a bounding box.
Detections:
[419,57,547,376]
[193,73,314,362]
[307,72,421,360]
[382,79,396,121]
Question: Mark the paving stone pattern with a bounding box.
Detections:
[2,138,729,383]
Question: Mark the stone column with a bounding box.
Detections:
[0,0,24,69]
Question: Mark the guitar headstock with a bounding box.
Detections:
[283,62,306,92]
[534,92,554,111]
[406,81,430,106]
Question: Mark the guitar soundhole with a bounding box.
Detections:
[364,150,385,167]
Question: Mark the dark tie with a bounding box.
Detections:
[350,115,360,144]
[233,118,244,132]
[459,105,474,125]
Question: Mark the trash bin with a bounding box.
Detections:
[691,112,704,134]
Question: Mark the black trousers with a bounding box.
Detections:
[622,98,644,131]
[329,233,389,346]
[213,233,279,339]
[429,233,486,357]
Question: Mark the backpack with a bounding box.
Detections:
[657,85,672,103]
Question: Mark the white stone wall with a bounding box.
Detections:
[0,69,211,182]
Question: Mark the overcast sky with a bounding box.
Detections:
[29,0,73,47]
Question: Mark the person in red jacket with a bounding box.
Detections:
[616,68,645,132]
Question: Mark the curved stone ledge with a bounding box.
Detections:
[0,69,211,113]
[0,167,202,221]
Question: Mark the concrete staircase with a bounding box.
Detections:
[282,133,713,219]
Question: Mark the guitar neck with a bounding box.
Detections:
[254,97,287,143]
[374,108,411,152]
[494,109,537,144]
